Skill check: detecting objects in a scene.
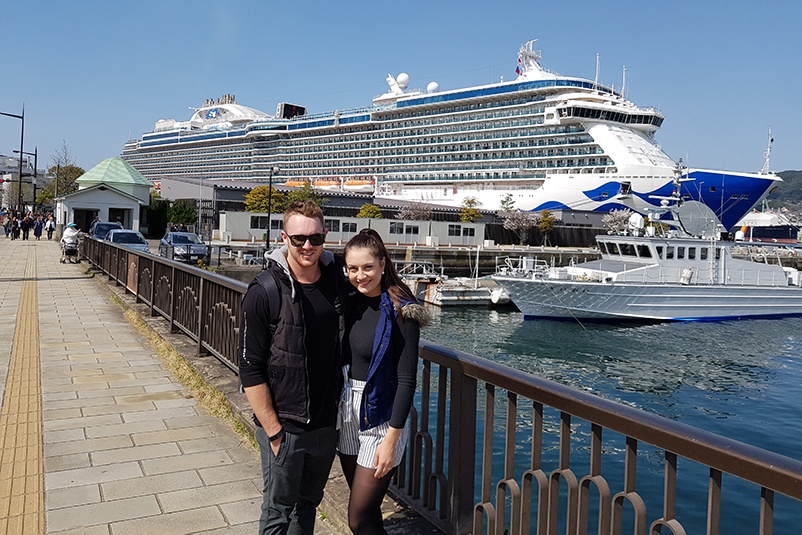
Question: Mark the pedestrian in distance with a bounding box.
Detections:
[11,217,19,240]
[20,215,31,240]
[45,216,56,240]
[338,228,429,534]
[33,216,44,240]
[238,200,353,534]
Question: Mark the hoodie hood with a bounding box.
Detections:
[267,245,337,300]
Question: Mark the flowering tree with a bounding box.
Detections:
[503,210,538,245]
[601,208,633,234]
[396,201,432,220]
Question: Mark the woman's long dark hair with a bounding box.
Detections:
[344,228,418,313]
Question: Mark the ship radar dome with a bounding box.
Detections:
[396,73,410,89]
[427,81,440,93]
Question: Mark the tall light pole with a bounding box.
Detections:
[0,108,24,212]
[13,147,37,211]
[264,166,279,268]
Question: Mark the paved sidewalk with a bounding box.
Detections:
[0,238,342,534]
[0,238,440,535]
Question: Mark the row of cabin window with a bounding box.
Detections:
[601,241,722,261]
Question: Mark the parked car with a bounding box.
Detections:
[89,221,123,240]
[159,231,209,264]
[105,229,151,254]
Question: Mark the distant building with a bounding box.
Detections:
[0,154,47,211]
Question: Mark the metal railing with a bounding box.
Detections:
[83,238,246,372]
[83,239,802,534]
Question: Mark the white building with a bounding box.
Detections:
[217,210,484,247]
[55,157,151,232]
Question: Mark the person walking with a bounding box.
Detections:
[45,216,56,240]
[10,217,19,240]
[338,228,429,534]
[20,215,31,240]
[238,200,352,534]
[33,216,44,240]
[2,216,9,238]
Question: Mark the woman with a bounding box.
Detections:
[338,228,429,534]
[45,215,56,240]
[33,216,44,240]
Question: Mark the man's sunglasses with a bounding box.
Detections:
[287,233,326,247]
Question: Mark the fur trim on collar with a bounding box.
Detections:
[401,303,431,327]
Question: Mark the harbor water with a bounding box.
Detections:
[420,306,802,533]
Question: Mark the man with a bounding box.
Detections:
[239,200,351,534]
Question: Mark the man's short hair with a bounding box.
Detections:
[283,200,324,229]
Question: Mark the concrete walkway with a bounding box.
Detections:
[0,237,330,534]
[0,237,439,535]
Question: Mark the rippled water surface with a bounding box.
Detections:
[421,307,802,532]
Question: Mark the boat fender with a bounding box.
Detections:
[679,267,693,285]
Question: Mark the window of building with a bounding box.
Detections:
[324,219,340,232]
[390,222,404,234]
[448,224,461,237]
[342,222,357,233]
[462,227,475,237]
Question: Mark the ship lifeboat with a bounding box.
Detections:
[343,178,376,193]
[283,178,309,187]
[312,178,341,190]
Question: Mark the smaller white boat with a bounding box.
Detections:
[397,259,511,307]
[493,201,802,321]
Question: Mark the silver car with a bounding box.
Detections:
[159,231,209,264]
[105,229,151,254]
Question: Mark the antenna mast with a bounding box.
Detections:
[594,53,600,90]
[760,127,773,175]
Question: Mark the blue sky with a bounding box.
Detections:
[1,0,800,174]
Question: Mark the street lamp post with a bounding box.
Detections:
[13,147,37,212]
[0,108,24,212]
[264,166,279,268]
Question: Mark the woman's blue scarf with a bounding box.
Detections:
[366,291,413,380]
[367,292,395,380]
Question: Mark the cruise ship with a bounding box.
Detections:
[121,40,780,230]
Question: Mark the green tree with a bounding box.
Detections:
[459,197,482,223]
[36,164,84,205]
[356,203,383,218]
[167,199,197,225]
[286,183,327,208]
[499,193,516,213]
[146,195,170,237]
[538,209,556,246]
[244,185,287,213]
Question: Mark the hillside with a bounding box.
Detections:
[769,171,802,204]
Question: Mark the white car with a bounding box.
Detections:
[105,229,151,254]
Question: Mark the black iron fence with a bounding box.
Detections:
[84,239,802,534]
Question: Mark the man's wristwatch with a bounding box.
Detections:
[267,428,285,442]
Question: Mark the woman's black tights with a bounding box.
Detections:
[339,454,396,534]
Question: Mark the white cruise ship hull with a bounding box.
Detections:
[121,40,780,231]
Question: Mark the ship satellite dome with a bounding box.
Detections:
[628,212,645,229]
[427,81,440,93]
[396,73,410,89]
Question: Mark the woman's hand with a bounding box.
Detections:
[373,427,402,479]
